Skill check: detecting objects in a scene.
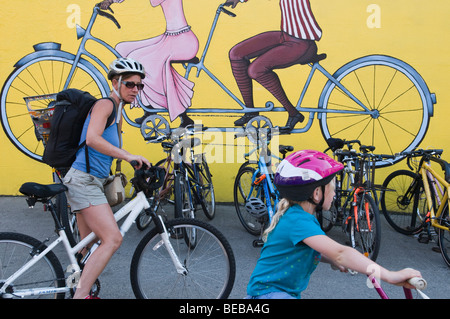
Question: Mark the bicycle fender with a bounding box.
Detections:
[13,43,109,94]
[14,42,63,68]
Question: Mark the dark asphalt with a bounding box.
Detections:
[0,196,448,300]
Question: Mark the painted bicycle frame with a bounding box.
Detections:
[1,3,436,165]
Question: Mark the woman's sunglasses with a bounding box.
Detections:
[123,81,144,90]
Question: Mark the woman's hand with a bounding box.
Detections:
[126,154,151,169]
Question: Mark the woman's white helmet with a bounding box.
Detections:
[108,57,145,80]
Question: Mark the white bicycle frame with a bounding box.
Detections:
[0,191,187,298]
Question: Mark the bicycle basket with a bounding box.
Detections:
[24,94,57,144]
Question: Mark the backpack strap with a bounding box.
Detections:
[83,97,118,173]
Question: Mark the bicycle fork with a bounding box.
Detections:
[350,188,371,232]
[152,213,188,275]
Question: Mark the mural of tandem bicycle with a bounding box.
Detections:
[0,1,437,170]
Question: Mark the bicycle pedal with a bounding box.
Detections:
[252,239,264,248]
[417,233,430,244]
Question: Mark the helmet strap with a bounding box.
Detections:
[307,185,326,212]
[112,75,124,123]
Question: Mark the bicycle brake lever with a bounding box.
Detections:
[221,7,237,17]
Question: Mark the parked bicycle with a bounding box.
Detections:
[0,161,235,299]
[141,128,215,227]
[233,133,293,247]
[380,149,450,267]
[319,138,395,261]
[0,3,436,166]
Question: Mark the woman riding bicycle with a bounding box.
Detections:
[63,57,150,299]
[246,150,422,299]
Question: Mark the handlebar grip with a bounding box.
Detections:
[408,277,427,290]
[130,160,139,168]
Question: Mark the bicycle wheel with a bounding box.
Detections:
[195,158,216,220]
[380,170,426,235]
[233,166,268,236]
[0,53,108,162]
[174,171,195,219]
[135,193,157,231]
[319,55,434,166]
[349,193,381,261]
[0,232,66,299]
[317,207,335,233]
[130,218,236,299]
[438,203,450,267]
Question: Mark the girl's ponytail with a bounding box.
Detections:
[262,198,295,242]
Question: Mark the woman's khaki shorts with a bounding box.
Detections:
[63,168,108,212]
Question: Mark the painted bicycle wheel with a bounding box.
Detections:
[319,55,435,167]
[0,46,108,162]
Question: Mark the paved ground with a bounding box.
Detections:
[0,195,449,300]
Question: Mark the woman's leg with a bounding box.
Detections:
[73,204,122,299]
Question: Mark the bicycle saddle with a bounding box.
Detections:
[171,57,200,65]
[300,53,327,65]
[279,145,294,156]
[178,137,201,149]
[19,182,67,199]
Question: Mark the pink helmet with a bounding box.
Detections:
[274,150,343,201]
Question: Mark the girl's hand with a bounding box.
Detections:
[330,263,349,273]
[385,268,422,288]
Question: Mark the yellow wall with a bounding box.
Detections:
[1,0,449,201]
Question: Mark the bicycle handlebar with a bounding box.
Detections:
[400,149,443,158]
[130,160,165,195]
[399,149,444,170]
[94,4,121,29]
[324,138,361,153]
[408,277,427,290]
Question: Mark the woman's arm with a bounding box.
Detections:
[86,100,150,168]
[304,234,422,288]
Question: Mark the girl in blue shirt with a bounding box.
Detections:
[246,150,422,299]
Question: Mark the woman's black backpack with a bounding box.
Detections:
[42,89,115,170]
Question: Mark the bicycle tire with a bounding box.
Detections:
[317,209,335,233]
[319,55,433,167]
[349,193,381,261]
[0,53,108,162]
[58,192,80,247]
[196,158,216,220]
[130,218,236,299]
[380,169,426,235]
[135,193,156,231]
[174,171,195,219]
[0,232,66,299]
[438,202,450,267]
[233,166,268,236]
